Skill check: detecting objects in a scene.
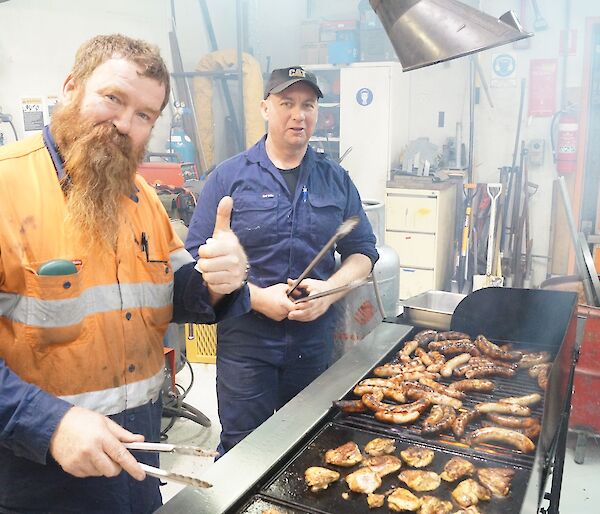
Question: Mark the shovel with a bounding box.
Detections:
[473,183,504,291]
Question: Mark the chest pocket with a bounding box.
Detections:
[307,194,344,248]
[231,193,278,248]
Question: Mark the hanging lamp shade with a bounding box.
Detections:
[369,0,532,71]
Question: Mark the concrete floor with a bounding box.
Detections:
[159,362,600,512]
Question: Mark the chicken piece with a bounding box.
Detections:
[345,466,382,494]
[388,488,421,512]
[452,507,481,514]
[324,441,362,467]
[304,467,340,492]
[398,470,441,492]
[367,493,385,509]
[400,446,435,468]
[419,495,453,514]
[451,479,492,508]
[477,467,515,497]
[440,457,475,482]
[362,455,402,477]
[365,437,396,456]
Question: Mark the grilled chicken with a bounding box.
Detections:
[388,488,421,512]
[400,446,435,468]
[345,466,382,494]
[477,467,515,497]
[361,455,402,477]
[398,470,441,492]
[452,507,481,514]
[365,437,396,456]
[324,441,362,467]
[451,479,492,508]
[440,457,475,482]
[367,493,385,509]
[419,495,453,514]
[304,467,340,492]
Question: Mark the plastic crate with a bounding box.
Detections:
[185,323,217,364]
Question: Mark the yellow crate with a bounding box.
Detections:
[185,323,217,364]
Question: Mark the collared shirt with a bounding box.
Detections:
[186,136,378,290]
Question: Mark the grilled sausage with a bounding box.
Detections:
[422,405,457,434]
[519,351,551,368]
[467,427,536,452]
[475,402,531,416]
[448,379,495,393]
[404,383,463,409]
[475,334,523,361]
[441,353,472,378]
[465,365,516,379]
[499,393,542,406]
[415,330,439,346]
[415,347,433,366]
[481,419,541,440]
[485,413,540,428]
[419,377,464,399]
[452,409,481,438]
[374,409,422,425]
[528,362,551,378]
[428,340,480,357]
[400,340,419,358]
[332,399,368,413]
[437,331,472,341]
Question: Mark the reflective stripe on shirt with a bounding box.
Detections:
[0,281,173,327]
[170,247,194,272]
[59,369,164,415]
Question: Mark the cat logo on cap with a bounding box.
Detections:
[289,68,306,78]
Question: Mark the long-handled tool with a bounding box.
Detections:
[125,441,217,488]
[473,183,504,290]
[287,216,359,297]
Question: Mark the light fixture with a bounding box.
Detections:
[369,0,532,71]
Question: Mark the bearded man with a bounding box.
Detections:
[0,34,249,513]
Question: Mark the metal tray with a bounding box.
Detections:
[260,422,530,514]
[402,291,466,330]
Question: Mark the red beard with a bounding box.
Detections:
[51,98,146,249]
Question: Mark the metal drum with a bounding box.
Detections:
[331,200,399,362]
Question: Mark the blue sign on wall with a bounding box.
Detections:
[356,87,373,106]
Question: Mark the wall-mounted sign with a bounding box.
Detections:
[356,87,373,106]
[528,59,557,117]
[21,97,44,132]
[491,53,517,88]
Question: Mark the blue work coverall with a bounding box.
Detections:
[186,136,378,454]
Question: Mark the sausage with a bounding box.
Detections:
[441,353,472,378]
[467,427,536,453]
[465,365,516,379]
[481,419,541,440]
[404,384,463,409]
[428,340,481,357]
[452,409,480,438]
[475,402,531,416]
[529,363,551,378]
[499,393,542,406]
[437,331,471,341]
[415,329,439,346]
[415,348,433,366]
[374,409,421,425]
[419,377,464,399]
[519,351,551,368]
[448,379,495,393]
[400,340,419,357]
[373,363,426,377]
[485,413,540,428]
[333,399,368,413]
[422,405,457,434]
[475,334,523,361]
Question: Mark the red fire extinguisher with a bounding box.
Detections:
[551,111,579,174]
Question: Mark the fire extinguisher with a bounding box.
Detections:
[551,110,579,174]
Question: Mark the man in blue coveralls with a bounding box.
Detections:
[186,66,378,454]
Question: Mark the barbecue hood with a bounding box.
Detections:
[369,0,532,71]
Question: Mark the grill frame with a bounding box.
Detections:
[157,288,578,514]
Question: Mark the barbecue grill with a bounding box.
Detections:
[158,288,578,514]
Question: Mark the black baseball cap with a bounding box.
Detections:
[264,66,323,100]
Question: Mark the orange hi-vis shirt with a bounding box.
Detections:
[0,134,195,415]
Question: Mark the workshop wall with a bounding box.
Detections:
[0,0,172,151]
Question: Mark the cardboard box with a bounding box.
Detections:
[300,43,329,65]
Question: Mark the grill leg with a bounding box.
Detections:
[574,431,587,464]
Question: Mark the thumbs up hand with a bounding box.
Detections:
[196,196,248,296]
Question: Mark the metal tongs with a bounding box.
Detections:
[125,442,218,489]
[287,216,359,298]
